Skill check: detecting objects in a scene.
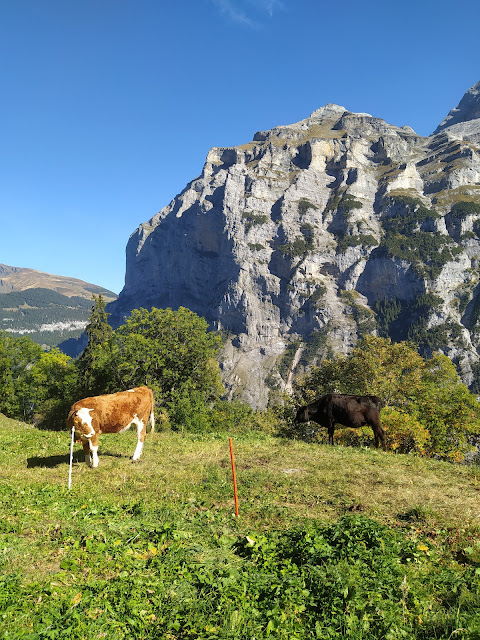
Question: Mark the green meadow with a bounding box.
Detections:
[1,414,479,639]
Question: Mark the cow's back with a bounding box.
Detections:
[328,395,364,427]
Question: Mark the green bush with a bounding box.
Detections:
[381,406,430,454]
[335,233,378,254]
[0,332,77,427]
[298,198,318,216]
[167,385,214,432]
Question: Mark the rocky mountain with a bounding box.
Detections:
[432,81,480,144]
[0,264,116,352]
[108,82,480,408]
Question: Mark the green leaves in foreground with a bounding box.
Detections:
[1,514,479,639]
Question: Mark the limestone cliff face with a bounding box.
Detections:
[109,84,480,408]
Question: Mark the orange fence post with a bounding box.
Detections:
[229,437,239,516]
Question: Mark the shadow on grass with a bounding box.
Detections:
[27,450,126,468]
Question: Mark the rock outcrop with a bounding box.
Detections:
[432,81,480,144]
[109,83,480,408]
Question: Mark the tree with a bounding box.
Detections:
[0,332,43,420]
[27,349,78,429]
[295,336,480,459]
[76,294,114,396]
[107,307,224,406]
[0,332,77,428]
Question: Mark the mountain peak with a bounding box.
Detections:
[432,81,480,142]
[309,104,347,119]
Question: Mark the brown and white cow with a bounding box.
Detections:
[66,386,155,467]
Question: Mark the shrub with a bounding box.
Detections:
[335,232,378,254]
[378,197,462,280]
[298,198,318,216]
[381,406,430,454]
[166,385,214,432]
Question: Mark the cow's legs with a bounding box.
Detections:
[89,434,100,467]
[82,435,99,467]
[327,421,335,446]
[82,440,90,465]
[131,416,146,461]
[370,419,386,451]
[376,425,386,451]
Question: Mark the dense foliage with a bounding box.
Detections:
[76,295,114,397]
[0,332,78,426]
[1,484,479,640]
[294,336,480,460]
[0,301,224,430]
[1,300,480,459]
[374,294,466,354]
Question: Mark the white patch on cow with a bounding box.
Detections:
[132,440,144,461]
[127,389,135,392]
[150,410,155,433]
[76,407,95,438]
[132,415,145,461]
[118,413,141,435]
[118,422,133,434]
[89,442,99,468]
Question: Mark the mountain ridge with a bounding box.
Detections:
[0,263,117,299]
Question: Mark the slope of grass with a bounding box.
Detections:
[0,413,479,639]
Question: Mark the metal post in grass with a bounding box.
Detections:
[229,437,239,516]
[68,425,75,490]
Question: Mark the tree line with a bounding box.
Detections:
[0,295,479,461]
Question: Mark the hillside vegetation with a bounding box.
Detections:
[1,300,480,637]
[1,414,479,639]
[0,264,116,352]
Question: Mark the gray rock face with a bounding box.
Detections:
[109,84,480,408]
[433,81,480,144]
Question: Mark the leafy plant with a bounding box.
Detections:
[336,232,378,254]
[76,294,114,397]
[374,294,466,354]
[243,212,268,232]
[298,198,318,216]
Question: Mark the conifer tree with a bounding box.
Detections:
[77,295,114,396]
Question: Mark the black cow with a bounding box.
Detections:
[295,393,386,450]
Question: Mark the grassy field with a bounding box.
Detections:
[1,413,479,639]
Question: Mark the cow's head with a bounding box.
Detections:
[294,405,311,424]
[71,407,96,439]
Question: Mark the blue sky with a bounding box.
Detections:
[0,0,478,294]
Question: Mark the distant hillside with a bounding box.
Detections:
[0,263,117,298]
[0,264,117,353]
